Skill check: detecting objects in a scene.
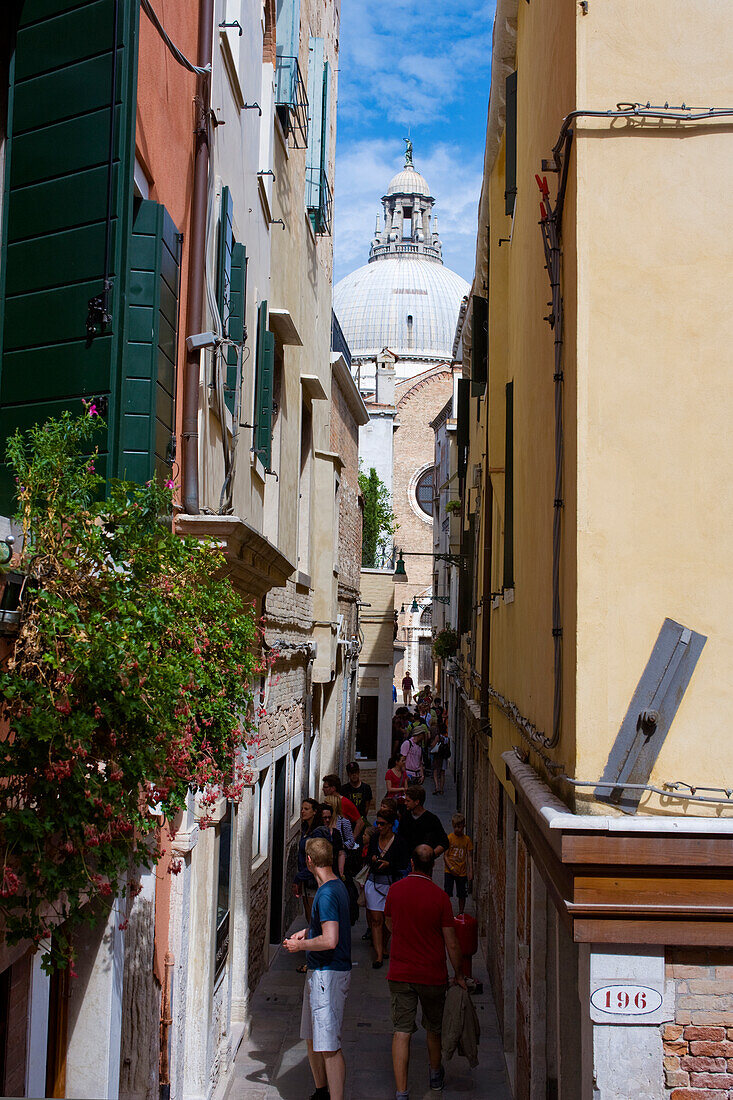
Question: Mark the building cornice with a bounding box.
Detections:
[503,751,733,946]
[175,514,294,598]
[331,352,370,426]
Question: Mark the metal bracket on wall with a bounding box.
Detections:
[595,618,706,813]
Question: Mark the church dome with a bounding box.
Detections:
[386,165,431,198]
[334,151,470,363]
[333,257,469,361]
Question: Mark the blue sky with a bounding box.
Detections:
[333,0,497,286]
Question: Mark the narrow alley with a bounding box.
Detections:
[224,767,512,1100]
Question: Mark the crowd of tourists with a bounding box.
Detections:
[285,686,478,1100]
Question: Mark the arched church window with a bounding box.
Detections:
[420,605,432,627]
[415,467,435,517]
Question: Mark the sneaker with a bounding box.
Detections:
[429,1065,445,1092]
[396,1092,410,1100]
[309,1088,329,1100]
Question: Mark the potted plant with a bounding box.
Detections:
[432,626,459,659]
[445,499,462,516]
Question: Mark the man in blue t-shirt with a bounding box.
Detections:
[284,836,352,1100]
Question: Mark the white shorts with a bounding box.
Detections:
[300,969,351,1052]
[364,877,390,912]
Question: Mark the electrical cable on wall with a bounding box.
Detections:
[140,0,211,75]
[536,99,733,752]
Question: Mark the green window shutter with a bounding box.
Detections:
[471,295,488,396]
[305,36,324,211]
[276,0,301,60]
[216,186,234,338]
[503,381,514,589]
[505,70,517,216]
[225,242,247,416]
[320,60,331,176]
[119,199,182,484]
[254,302,274,470]
[456,377,470,483]
[0,0,140,512]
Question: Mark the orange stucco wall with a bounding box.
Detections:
[134,0,199,987]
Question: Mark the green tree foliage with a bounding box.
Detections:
[0,411,260,971]
[358,464,397,568]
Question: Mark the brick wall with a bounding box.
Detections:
[330,378,361,603]
[515,829,531,1100]
[248,864,271,993]
[3,951,30,1096]
[663,948,733,1098]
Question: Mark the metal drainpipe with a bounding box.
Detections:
[159,950,174,1100]
[181,0,215,516]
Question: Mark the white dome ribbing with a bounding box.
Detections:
[334,153,469,363]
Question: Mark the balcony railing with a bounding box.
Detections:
[331,310,352,369]
[274,54,308,148]
[306,166,333,236]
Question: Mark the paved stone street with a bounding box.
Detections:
[225,770,511,1100]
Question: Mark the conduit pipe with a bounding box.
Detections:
[181,0,215,516]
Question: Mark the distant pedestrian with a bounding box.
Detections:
[444,814,473,916]
[364,808,409,969]
[400,725,427,784]
[384,845,466,1099]
[284,837,352,1100]
[322,774,362,833]
[393,683,398,703]
[319,802,346,878]
[397,787,450,859]
[401,671,414,706]
[293,799,328,973]
[343,761,373,839]
[429,728,450,796]
[294,799,326,922]
[385,753,408,803]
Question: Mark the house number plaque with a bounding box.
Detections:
[591,984,663,1016]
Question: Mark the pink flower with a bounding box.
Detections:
[1,867,20,897]
[165,479,175,490]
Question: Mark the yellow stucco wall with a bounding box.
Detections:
[573,0,733,795]
[475,0,733,814]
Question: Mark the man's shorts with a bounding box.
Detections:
[300,969,351,1052]
[443,872,468,900]
[389,980,447,1035]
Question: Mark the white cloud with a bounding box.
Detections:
[333,137,484,285]
[333,0,495,283]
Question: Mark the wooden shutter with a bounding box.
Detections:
[254,302,274,469]
[225,242,247,417]
[456,378,470,483]
[0,0,139,511]
[120,199,182,483]
[305,37,324,211]
[505,70,517,216]
[471,295,488,395]
[275,0,301,60]
[503,381,514,588]
[216,186,234,338]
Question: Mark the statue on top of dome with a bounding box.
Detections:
[403,136,413,166]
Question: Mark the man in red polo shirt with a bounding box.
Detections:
[384,845,466,1098]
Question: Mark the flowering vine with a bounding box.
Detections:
[0,412,258,971]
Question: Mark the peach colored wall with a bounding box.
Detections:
[135,1,199,498]
[134,0,198,988]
